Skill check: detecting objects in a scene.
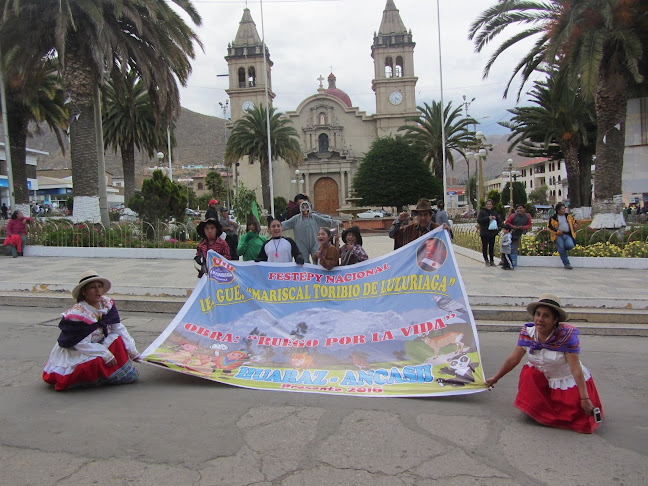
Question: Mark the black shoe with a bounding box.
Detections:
[490,261,496,267]
[485,262,491,267]
[564,264,573,269]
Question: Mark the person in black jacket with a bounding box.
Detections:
[477,199,500,267]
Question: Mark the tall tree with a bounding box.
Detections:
[205,170,227,202]
[352,137,442,210]
[128,169,186,223]
[102,70,169,205]
[0,53,67,206]
[225,104,302,211]
[469,0,646,225]
[500,68,597,207]
[0,0,202,221]
[398,101,476,181]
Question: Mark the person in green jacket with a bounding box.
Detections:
[237,213,267,261]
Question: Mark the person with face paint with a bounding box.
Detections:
[256,218,304,264]
[281,200,333,263]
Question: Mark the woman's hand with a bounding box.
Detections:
[485,377,498,388]
[580,398,595,415]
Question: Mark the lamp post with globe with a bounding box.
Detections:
[502,159,521,208]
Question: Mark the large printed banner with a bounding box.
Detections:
[142,227,488,397]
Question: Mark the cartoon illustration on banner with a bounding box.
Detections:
[141,227,487,397]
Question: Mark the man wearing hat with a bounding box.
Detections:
[205,199,219,220]
[389,199,448,250]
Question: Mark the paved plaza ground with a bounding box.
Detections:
[1,233,647,484]
[1,307,647,485]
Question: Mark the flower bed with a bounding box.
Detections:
[452,223,648,258]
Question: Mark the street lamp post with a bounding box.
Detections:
[290,169,304,185]
[156,151,164,173]
[178,178,193,205]
[502,159,521,208]
[474,131,491,208]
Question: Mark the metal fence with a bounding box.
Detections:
[21,219,200,249]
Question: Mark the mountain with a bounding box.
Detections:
[21,107,228,180]
[18,108,516,184]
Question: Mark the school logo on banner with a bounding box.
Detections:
[141,227,487,397]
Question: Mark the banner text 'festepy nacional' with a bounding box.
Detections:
[141,227,488,397]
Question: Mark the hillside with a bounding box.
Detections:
[20,107,228,180]
[15,108,517,185]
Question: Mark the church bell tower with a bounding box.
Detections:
[225,8,275,122]
[372,0,418,136]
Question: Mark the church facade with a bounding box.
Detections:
[225,0,419,215]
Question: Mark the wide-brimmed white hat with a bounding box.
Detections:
[526,293,568,321]
[72,270,111,301]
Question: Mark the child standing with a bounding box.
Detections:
[313,227,339,270]
[236,214,267,261]
[500,223,514,270]
[257,219,304,264]
[195,218,231,277]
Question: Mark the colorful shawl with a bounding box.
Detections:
[57,299,121,348]
[517,323,580,354]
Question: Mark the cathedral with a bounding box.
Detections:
[225,0,419,215]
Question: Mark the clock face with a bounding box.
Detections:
[389,91,403,105]
[242,100,255,112]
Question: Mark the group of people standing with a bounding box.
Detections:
[478,200,577,270]
[194,194,370,273]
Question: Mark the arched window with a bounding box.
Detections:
[557,175,561,182]
[318,112,326,125]
[384,57,393,78]
[248,67,256,87]
[318,133,329,153]
[197,182,204,190]
[238,67,246,88]
[558,190,562,196]
[395,56,404,77]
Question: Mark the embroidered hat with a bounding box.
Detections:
[197,218,223,240]
[72,270,111,301]
[342,225,363,246]
[411,198,433,215]
[526,293,568,321]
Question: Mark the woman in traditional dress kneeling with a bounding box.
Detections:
[486,293,603,433]
[43,270,140,391]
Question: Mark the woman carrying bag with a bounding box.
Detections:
[477,199,500,267]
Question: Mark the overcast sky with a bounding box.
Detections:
[178,0,541,136]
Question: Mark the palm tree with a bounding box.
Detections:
[398,101,476,180]
[0,0,202,221]
[102,70,169,205]
[500,68,597,207]
[225,104,303,211]
[469,0,646,223]
[1,53,67,205]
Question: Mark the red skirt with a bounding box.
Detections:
[43,336,139,391]
[514,364,603,434]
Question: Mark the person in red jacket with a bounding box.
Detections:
[5,210,33,257]
[505,204,532,268]
[194,218,231,277]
